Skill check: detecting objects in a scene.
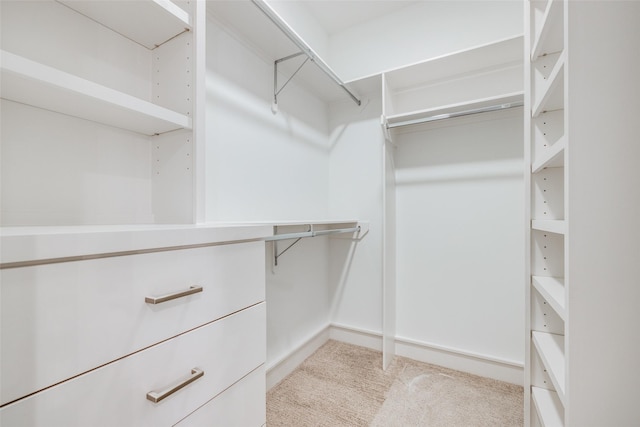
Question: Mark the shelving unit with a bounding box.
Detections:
[0,0,199,226]
[525,0,567,425]
[381,35,523,133]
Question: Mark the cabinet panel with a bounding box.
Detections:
[1,241,265,405]
[0,303,266,427]
[175,366,266,427]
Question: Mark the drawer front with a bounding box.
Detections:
[1,241,265,405]
[0,303,266,427]
[175,365,266,427]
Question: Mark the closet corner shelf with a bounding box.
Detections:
[532,51,565,117]
[57,0,191,50]
[531,0,564,60]
[385,92,524,129]
[532,136,566,173]
[532,331,566,404]
[532,219,566,235]
[532,276,566,320]
[532,387,565,427]
[383,35,524,91]
[0,50,192,136]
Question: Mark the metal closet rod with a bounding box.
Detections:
[250,0,362,106]
[264,225,361,242]
[387,101,524,129]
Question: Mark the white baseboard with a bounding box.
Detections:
[329,323,383,351]
[266,323,524,389]
[395,336,524,386]
[265,326,330,390]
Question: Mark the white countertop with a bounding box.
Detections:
[0,220,362,266]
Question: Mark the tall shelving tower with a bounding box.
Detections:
[525,0,566,424]
[525,1,640,426]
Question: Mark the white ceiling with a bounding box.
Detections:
[302,0,419,35]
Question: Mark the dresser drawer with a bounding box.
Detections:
[176,365,266,427]
[0,303,265,427]
[1,241,265,405]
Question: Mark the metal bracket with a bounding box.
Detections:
[272,224,311,266]
[272,52,309,114]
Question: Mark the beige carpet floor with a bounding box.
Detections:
[267,340,523,426]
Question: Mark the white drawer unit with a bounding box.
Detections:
[175,366,266,427]
[0,303,266,427]
[1,241,265,406]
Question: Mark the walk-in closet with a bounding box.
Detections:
[1,1,639,426]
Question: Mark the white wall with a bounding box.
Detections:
[329,1,523,81]
[328,94,385,336]
[205,17,334,370]
[205,19,329,222]
[394,111,524,365]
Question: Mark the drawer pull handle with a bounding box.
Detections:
[146,368,204,403]
[145,286,203,304]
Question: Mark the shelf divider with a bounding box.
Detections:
[1,50,191,136]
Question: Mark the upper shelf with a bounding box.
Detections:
[207,0,368,104]
[0,50,192,136]
[382,35,524,126]
[57,0,191,50]
[384,35,523,91]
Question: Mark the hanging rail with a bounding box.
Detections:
[386,100,524,129]
[251,0,361,107]
[265,224,362,266]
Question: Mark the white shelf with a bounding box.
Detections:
[532,387,564,427]
[532,136,566,173]
[0,50,192,136]
[385,92,524,128]
[532,220,566,235]
[532,331,566,404]
[58,0,191,50]
[531,0,564,60]
[532,276,566,320]
[533,52,565,117]
[384,35,523,90]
